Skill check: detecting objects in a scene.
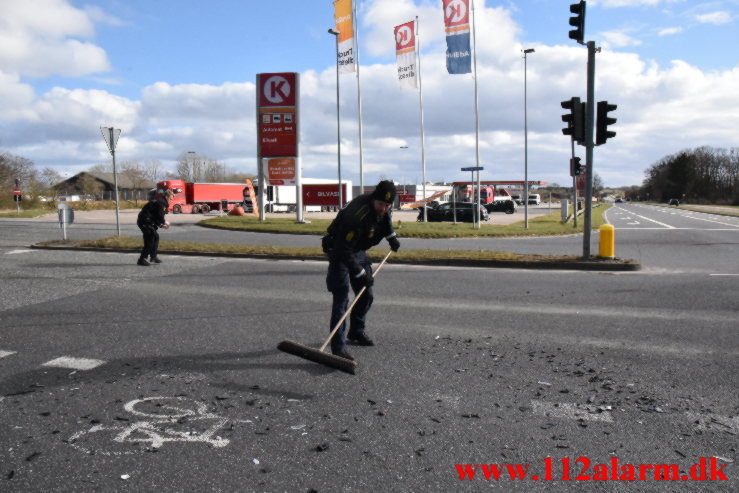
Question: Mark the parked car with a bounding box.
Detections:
[484,199,516,214]
[528,194,541,205]
[668,198,680,206]
[511,194,523,205]
[418,202,490,223]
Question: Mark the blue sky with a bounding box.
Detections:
[1,0,738,188]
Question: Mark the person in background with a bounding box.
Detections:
[136,189,173,266]
[321,180,401,361]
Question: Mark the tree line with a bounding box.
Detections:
[637,146,739,204]
[1,150,255,209]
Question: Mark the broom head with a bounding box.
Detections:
[277,340,357,374]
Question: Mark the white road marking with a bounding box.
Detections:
[710,273,739,276]
[610,206,676,228]
[614,227,739,231]
[627,222,640,225]
[5,249,34,255]
[42,356,106,371]
[686,412,739,434]
[0,350,17,358]
[532,400,614,422]
[677,214,739,228]
[68,397,230,456]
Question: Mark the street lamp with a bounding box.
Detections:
[328,28,342,209]
[522,48,535,229]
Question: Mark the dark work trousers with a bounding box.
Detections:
[139,224,159,260]
[326,250,374,352]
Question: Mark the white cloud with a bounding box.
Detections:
[600,30,643,48]
[0,0,110,77]
[658,26,683,36]
[695,11,732,24]
[1,0,739,188]
[595,0,676,6]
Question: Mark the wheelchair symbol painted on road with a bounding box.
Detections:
[68,397,230,456]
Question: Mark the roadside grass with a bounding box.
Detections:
[199,204,611,238]
[40,235,585,264]
[0,208,50,218]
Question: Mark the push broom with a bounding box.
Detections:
[277,250,393,374]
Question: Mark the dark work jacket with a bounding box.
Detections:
[137,198,168,229]
[326,194,395,276]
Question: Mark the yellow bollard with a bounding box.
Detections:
[599,224,615,258]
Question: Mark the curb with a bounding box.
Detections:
[30,244,641,272]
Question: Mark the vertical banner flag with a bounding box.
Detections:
[333,0,355,73]
[443,0,472,74]
[394,20,417,89]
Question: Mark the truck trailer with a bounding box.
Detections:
[157,179,248,214]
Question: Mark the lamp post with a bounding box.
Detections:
[328,28,342,209]
[523,48,535,229]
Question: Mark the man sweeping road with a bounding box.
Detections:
[322,180,401,361]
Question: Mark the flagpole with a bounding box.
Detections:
[471,0,481,229]
[353,0,364,194]
[416,16,428,223]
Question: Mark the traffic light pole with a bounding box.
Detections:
[571,138,577,228]
[583,41,597,258]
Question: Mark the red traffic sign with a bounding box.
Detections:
[13,188,21,195]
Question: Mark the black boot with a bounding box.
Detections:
[150,257,162,264]
[347,331,374,346]
[137,257,150,266]
[331,348,354,361]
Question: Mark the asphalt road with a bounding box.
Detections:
[0,204,737,491]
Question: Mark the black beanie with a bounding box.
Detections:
[371,180,397,204]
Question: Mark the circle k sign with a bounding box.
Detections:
[395,24,414,49]
[259,73,296,107]
[444,0,469,26]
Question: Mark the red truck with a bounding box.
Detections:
[156,179,248,214]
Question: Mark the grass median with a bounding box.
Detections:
[33,203,640,270]
[36,235,619,268]
[199,205,611,238]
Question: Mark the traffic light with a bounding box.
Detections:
[561,97,585,144]
[569,1,586,43]
[596,101,617,145]
[570,157,583,176]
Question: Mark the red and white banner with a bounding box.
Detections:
[333,0,355,74]
[394,20,417,89]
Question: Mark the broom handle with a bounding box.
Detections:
[320,250,393,352]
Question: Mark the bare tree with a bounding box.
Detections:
[143,159,161,183]
[176,151,202,182]
[175,152,224,182]
[36,167,64,200]
[592,173,604,193]
[88,162,112,174]
[121,161,150,204]
[1,152,39,207]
